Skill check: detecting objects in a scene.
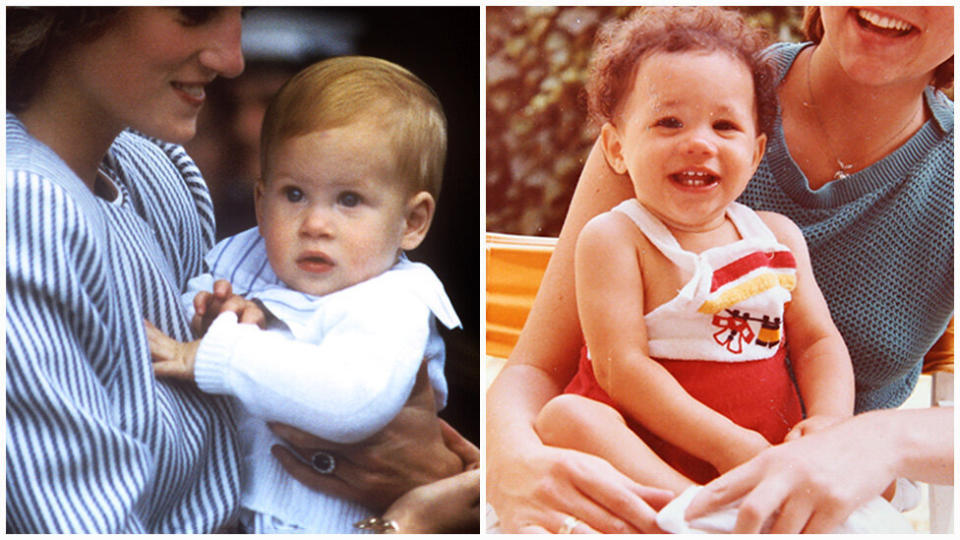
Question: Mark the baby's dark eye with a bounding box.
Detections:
[713,119,740,131]
[283,187,304,203]
[177,7,219,26]
[654,117,683,129]
[337,191,362,207]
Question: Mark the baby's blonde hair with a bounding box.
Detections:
[260,56,447,199]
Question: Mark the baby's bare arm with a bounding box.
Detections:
[576,214,768,473]
[759,212,855,429]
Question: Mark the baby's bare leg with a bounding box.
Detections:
[536,394,694,496]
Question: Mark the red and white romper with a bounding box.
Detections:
[565,199,803,484]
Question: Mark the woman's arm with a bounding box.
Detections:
[6,177,150,532]
[486,140,670,533]
[686,406,954,533]
[762,213,855,435]
[381,420,481,533]
[577,214,769,473]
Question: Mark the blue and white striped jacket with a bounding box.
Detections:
[6,113,240,532]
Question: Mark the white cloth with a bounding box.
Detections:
[186,227,461,533]
[656,485,914,533]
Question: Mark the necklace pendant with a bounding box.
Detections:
[833,159,853,180]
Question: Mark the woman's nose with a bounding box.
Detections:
[198,8,244,79]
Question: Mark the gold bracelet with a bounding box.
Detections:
[354,516,399,534]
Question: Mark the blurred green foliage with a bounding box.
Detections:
[486,6,805,236]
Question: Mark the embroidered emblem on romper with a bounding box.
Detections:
[711,310,783,353]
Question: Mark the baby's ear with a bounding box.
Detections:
[752,132,768,172]
[599,122,628,175]
[253,178,266,226]
[401,191,435,251]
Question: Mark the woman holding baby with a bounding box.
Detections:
[6,6,477,533]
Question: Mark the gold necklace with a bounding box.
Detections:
[804,50,922,181]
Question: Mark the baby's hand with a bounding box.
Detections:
[784,415,845,442]
[716,429,771,474]
[145,319,200,381]
[192,279,266,335]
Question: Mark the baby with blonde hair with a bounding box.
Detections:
[147,56,461,533]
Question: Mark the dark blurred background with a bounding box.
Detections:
[486,6,806,237]
[185,7,480,444]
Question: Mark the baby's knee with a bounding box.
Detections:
[536,394,619,447]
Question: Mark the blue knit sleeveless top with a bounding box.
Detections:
[740,42,954,412]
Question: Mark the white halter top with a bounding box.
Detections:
[611,199,797,363]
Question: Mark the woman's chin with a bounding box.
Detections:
[134,117,199,145]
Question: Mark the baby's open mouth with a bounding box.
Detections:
[671,170,719,188]
[854,8,915,37]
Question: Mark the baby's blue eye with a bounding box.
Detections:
[338,191,362,207]
[655,117,683,129]
[283,187,304,203]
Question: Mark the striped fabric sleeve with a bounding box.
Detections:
[6,172,152,533]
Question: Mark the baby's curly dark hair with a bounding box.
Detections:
[586,6,777,140]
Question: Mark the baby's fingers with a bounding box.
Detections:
[212,279,234,299]
[193,290,212,316]
[144,319,177,362]
[153,359,191,380]
[237,301,267,328]
[784,424,805,442]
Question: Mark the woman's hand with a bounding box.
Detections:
[685,410,903,533]
[191,279,265,335]
[490,444,674,533]
[382,467,481,533]
[783,414,846,442]
[268,363,464,511]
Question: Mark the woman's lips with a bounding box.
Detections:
[171,82,206,106]
[853,8,916,38]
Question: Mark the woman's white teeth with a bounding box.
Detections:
[857,9,913,33]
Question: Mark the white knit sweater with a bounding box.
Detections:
[186,227,460,532]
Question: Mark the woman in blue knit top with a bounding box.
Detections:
[487,6,953,533]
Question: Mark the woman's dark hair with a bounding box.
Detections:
[803,7,953,90]
[586,6,777,141]
[7,7,123,112]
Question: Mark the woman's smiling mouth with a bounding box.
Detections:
[171,82,206,105]
[854,8,915,37]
